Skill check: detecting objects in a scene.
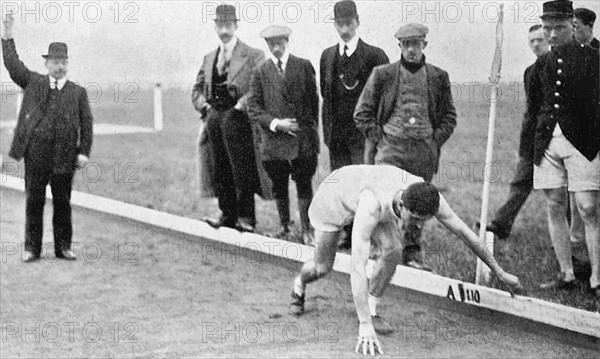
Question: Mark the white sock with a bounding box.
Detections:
[293,277,305,296]
[368,294,380,317]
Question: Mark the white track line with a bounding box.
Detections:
[2,174,598,338]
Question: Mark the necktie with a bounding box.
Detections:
[277,59,284,76]
[217,46,228,75]
[343,45,349,59]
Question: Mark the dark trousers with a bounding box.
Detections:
[24,158,74,256]
[205,107,259,224]
[263,155,317,201]
[491,156,533,233]
[329,134,365,171]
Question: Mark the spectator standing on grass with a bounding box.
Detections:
[247,25,320,245]
[484,24,591,281]
[192,4,268,233]
[288,165,521,356]
[2,13,93,262]
[354,23,457,272]
[525,0,600,298]
[574,8,599,49]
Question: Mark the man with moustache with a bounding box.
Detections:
[2,13,93,262]
[354,23,457,272]
[247,25,320,245]
[320,0,389,250]
[192,4,267,233]
[320,0,389,171]
[525,0,599,298]
[574,8,599,49]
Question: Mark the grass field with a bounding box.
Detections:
[1,84,598,315]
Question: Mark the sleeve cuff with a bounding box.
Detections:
[269,118,280,132]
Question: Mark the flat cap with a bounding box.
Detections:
[541,0,573,20]
[260,25,292,39]
[395,23,429,40]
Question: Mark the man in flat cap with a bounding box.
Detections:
[192,4,268,233]
[354,23,457,273]
[524,0,599,298]
[247,26,319,245]
[2,13,93,262]
[320,0,389,250]
[574,8,599,49]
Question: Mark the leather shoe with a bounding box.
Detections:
[236,218,255,233]
[404,259,433,272]
[302,231,315,246]
[203,216,236,229]
[477,222,510,240]
[22,251,40,263]
[590,285,600,300]
[289,290,305,316]
[540,273,575,290]
[56,249,77,261]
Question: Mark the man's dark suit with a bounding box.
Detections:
[248,54,319,232]
[2,38,93,256]
[320,39,389,169]
[192,39,267,227]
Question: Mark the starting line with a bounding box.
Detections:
[1,174,599,338]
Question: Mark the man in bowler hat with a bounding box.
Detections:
[192,4,267,233]
[524,0,599,298]
[354,23,457,272]
[2,13,93,262]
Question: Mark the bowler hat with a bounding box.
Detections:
[260,25,292,39]
[574,8,596,25]
[334,0,358,21]
[395,23,429,40]
[541,0,573,20]
[214,4,238,23]
[42,42,68,59]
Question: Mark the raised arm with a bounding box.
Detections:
[435,195,520,288]
[2,13,34,89]
[351,189,384,355]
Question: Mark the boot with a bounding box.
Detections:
[271,197,290,238]
[298,198,314,246]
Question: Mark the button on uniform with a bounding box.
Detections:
[556,80,562,86]
[554,104,560,109]
[557,69,563,75]
[557,58,563,64]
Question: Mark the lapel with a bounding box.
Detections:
[281,55,298,100]
[354,39,368,77]
[204,48,218,88]
[228,40,249,82]
[323,45,336,95]
[382,62,401,122]
[426,63,436,120]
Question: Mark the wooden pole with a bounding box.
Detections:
[476,4,504,286]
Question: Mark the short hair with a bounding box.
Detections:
[574,8,596,26]
[529,24,543,32]
[400,182,440,216]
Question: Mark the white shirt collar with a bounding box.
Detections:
[49,76,67,90]
[269,50,290,71]
[220,35,238,58]
[339,35,360,57]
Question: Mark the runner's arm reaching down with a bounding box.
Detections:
[351,189,384,355]
[435,195,521,288]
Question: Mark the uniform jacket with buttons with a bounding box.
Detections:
[525,41,600,165]
[247,54,319,162]
[2,39,93,171]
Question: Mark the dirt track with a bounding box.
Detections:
[1,188,598,358]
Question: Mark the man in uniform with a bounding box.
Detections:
[288,165,521,355]
[248,25,320,245]
[526,0,599,297]
[192,4,266,233]
[354,23,457,271]
[2,13,93,262]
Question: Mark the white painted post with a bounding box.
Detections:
[154,83,163,132]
